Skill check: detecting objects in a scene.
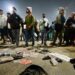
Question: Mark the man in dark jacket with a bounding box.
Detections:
[64,12,75,46]
[9,7,23,47]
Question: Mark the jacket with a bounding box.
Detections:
[9,13,23,29]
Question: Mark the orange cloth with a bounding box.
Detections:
[20,59,32,65]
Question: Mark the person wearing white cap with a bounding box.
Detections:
[64,12,75,46]
[51,7,65,46]
[23,6,35,47]
[26,7,32,13]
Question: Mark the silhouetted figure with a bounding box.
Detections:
[7,12,13,43]
[9,7,23,47]
[51,7,65,46]
[64,12,75,46]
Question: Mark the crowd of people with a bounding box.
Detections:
[0,6,75,47]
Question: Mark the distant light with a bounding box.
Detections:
[7,4,14,13]
[9,6,13,13]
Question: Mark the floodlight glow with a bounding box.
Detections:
[7,4,14,13]
[9,6,13,13]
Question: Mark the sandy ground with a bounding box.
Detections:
[0,41,75,75]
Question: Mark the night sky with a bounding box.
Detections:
[0,0,75,23]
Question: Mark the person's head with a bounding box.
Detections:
[42,13,45,18]
[12,7,17,14]
[7,12,11,18]
[58,7,64,15]
[26,7,32,15]
[0,9,3,15]
[74,15,75,20]
[71,12,75,20]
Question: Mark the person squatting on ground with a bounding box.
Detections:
[64,12,75,46]
[0,9,7,44]
[23,7,35,47]
[39,13,49,46]
[51,7,65,46]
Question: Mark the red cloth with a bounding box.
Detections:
[20,59,32,65]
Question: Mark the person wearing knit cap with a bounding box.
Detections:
[64,12,75,46]
[24,6,35,47]
[9,7,23,47]
[51,7,65,46]
[13,7,17,11]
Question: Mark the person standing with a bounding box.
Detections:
[24,7,35,47]
[39,13,49,46]
[34,20,40,41]
[9,7,23,47]
[0,9,7,44]
[51,7,65,46]
[64,12,75,46]
[6,12,13,43]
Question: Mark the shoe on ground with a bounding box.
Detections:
[70,58,75,64]
[42,56,51,60]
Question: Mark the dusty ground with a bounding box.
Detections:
[0,41,75,75]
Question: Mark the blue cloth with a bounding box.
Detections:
[23,29,34,46]
[41,28,48,44]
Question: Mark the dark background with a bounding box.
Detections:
[0,0,75,23]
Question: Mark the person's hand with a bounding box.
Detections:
[43,21,45,23]
[64,25,67,28]
[28,25,31,29]
[26,25,32,29]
